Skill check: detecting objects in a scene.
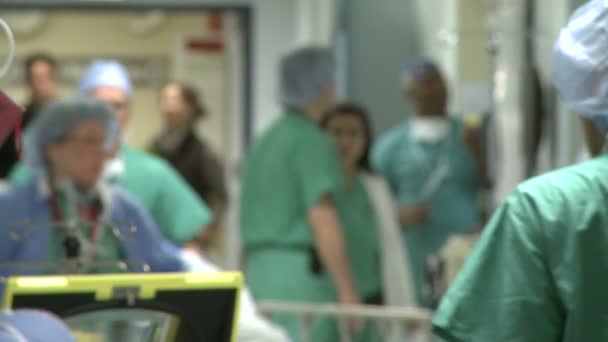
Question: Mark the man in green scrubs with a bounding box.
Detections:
[240,47,359,342]
[371,60,485,307]
[433,2,608,340]
[11,60,211,246]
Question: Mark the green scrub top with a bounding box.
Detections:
[371,117,479,306]
[10,145,212,245]
[240,112,343,248]
[333,175,381,299]
[433,155,608,341]
[241,112,343,342]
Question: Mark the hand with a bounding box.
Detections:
[462,124,481,150]
[399,204,430,226]
[338,291,360,306]
[338,291,364,333]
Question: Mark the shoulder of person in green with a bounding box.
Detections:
[8,160,32,185]
[118,145,213,245]
[240,112,343,248]
[370,122,409,180]
[433,156,608,341]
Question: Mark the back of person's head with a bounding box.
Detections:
[401,58,442,90]
[0,309,75,342]
[279,46,335,109]
[23,96,117,173]
[554,0,608,139]
[24,52,57,82]
[79,60,132,97]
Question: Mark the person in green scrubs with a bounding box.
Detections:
[322,103,382,342]
[371,59,485,307]
[433,2,608,340]
[240,47,359,342]
[11,60,212,247]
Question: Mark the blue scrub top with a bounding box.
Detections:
[0,179,184,297]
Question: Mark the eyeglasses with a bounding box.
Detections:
[64,136,108,150]
[106,100,130,113]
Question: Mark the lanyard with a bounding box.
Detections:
[47,184,102,244]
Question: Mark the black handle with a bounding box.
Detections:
[63,235,81,259]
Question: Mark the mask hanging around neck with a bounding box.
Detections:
[411,117,449,143]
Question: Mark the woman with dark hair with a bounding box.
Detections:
[322,103,420,341]
[150,81,227,252]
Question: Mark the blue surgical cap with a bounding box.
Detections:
[0,309,75,341]
[279,46,335,109]
[78,60,132,96]
[23,96,118,174]
[402,58,441,85]
[553,0,608,133]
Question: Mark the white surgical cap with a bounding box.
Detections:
[23,96,118,174]
[554,0,608,132]
[0,309,75,341]
[78,60,132,96]
[279,46,335,109]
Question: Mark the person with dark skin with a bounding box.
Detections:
[372,59,485,307]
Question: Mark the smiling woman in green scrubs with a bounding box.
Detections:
[240,47,359,342]
[323,104,381,303]
[323,104,381,342]
[323,103,419,342]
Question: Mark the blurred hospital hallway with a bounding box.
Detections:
[0,0,600,341]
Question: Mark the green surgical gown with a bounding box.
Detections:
[240,112,342,342]
[433,155,608,341]
[11,145,211,245]
[333,175,382,342]
[372,117,479,306]
[333,175,381,300]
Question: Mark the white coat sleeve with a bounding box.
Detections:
[179,250,290,342]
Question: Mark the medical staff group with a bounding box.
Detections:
[1,1,607,340]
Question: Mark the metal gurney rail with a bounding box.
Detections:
[258,301,433,342]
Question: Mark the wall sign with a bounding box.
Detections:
[4,56,169,88]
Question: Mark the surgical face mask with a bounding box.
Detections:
[411,116,449,143]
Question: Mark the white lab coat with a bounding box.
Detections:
[360,173,429,342]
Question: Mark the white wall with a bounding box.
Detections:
[0,0,330,146]
[2,11,226,151]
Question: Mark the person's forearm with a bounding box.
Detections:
[470,145,487,184]
[581,116,605,157]
[309,203,358,300]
